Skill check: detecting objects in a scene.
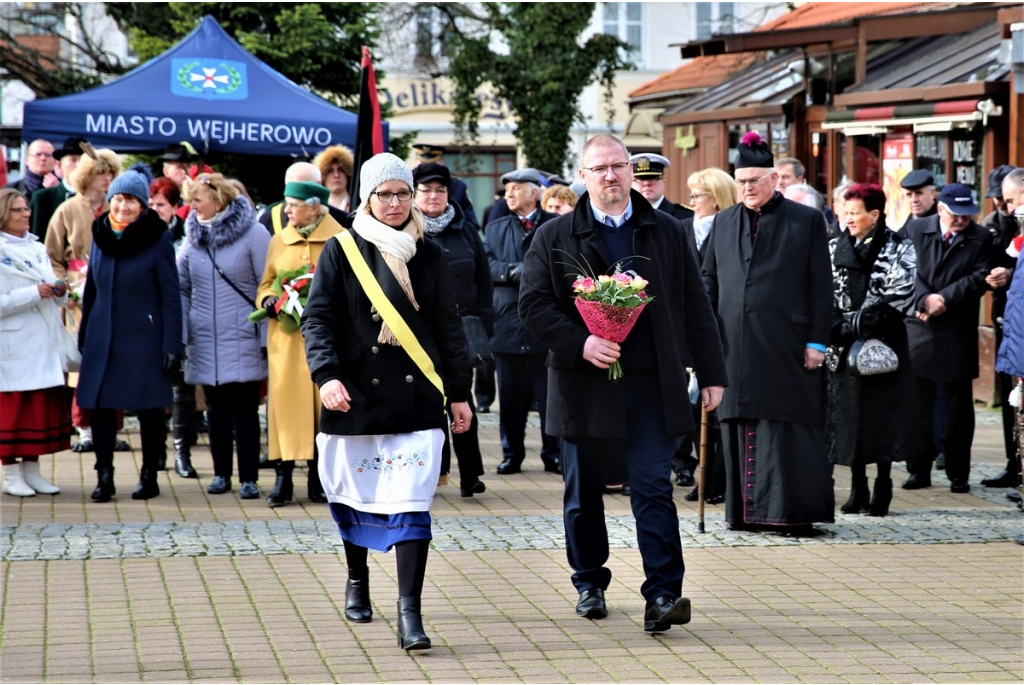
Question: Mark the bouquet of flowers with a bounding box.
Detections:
[66,259,88,308]
[566,255,655,380]
[249,263,315,333]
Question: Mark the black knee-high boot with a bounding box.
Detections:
[343,540,371,623]
[395,540,430,650]
[869,461,893,516]
[172,381,198,477]
[307,457,327,503]
[841,462,870,514]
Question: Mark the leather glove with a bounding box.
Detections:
[162,353,182,375]
[262,296,280,318]
[507,263,523,284]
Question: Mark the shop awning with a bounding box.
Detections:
[822,98,1003,135]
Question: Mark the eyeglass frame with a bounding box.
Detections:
[689,192,713,202]
[734,170,775,187]
[371,190,414,204]
[581,162,631,177]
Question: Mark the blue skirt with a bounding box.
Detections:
[329,503,432,552]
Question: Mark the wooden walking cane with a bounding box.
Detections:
[698,402,709,534]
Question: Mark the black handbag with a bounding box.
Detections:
[460,315,493,368]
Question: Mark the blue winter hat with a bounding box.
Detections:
[107,171,150,204]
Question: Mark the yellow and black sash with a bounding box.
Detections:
[335,230,446,406]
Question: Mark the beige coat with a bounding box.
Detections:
[45,193,105,280]
[45,194,105,387]
[257,214,344,461]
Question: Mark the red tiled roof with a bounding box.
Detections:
[629,2,937,100]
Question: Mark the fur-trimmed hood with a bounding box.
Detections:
[186,196,257,249]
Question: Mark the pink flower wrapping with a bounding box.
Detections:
[575,298,648,344]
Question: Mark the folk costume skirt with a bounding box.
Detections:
[0,387,72,458]
[318,429,444,552]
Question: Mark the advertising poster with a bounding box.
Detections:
[882,133,914,229]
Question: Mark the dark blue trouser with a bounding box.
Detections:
[561,371,683,603]
[494,353,560,466]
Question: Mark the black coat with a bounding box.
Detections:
[701,194,833,425]
[301,232,471,436]
[29,183,72,241]
[903,214,993,382]
[981,208,1018,326]
[77,210,182,410]
[657,198,694,222]
[826,227,918,466]
[449,177,480,231]
[519,190,727,439]
[424,203,494,333]
[484,207,557,354]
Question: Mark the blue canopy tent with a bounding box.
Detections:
[22,16,375,157]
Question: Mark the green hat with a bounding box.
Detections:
[283,181,330,204]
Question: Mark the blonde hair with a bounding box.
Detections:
[69,149,121,195]
[184,173,239,210]
[687,167,737,212]
[542,185,578,210]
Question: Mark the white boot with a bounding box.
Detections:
[22,461,59,494]
[2,463,36,497]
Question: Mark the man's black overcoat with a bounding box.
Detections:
[518,189,727,440]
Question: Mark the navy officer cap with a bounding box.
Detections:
[630,153,671,178]
[901,169,935,190]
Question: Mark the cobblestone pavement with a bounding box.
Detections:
[1,409,1021,684]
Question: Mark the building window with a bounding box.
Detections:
[602,2,642,67]
[414,5,448,68]
[696,2,735,40]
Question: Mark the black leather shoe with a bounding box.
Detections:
[675,468,694,487]
[684,487,699,502]
[621,485,631,497]
[543,459,562,474]
[91,467,115,502]
[307,490,328,504]
[476,405,490,414]
[901,474,931,490]
[935,453,945,470]
[981,470,1020,488]
[460,479,486,498]
[174,450,198,478]
[644,595,691,632]
[207,476,231,494]
[239,482,259,499]
[575,588,607,619]
[396,597,431,651]
[950,480,970,494]
[267,462,294,507]
[345,572,372,623]
[114,439,131,452]
[706,494,724,505]
[259,454,277,469]
[131,469,160,500]
[72,439,94,453]
[496,459,521,475]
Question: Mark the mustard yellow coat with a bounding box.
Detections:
[257,215,344,461]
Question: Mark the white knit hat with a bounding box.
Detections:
[358,152,414,207]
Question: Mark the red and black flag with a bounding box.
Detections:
[349,45,385,205]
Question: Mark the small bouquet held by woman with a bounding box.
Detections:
[567,256,655,380]
[249,263,315,333]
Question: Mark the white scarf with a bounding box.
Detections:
[693,213,716,251]
[351,209,420,345]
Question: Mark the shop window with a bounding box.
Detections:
[451,151,518,225]
[603,2,643,67]
[840,133,882,185]
[915,134,947,187]
[950,129,983,201]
